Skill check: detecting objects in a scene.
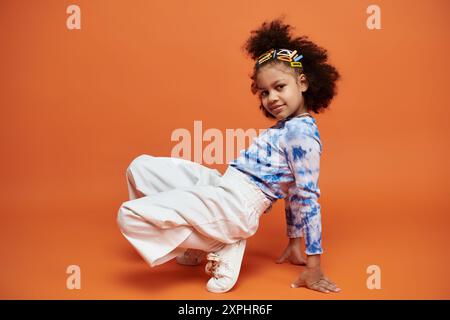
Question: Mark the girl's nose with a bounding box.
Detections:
[268,91,278,102]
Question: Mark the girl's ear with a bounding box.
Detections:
[296,73,309,92]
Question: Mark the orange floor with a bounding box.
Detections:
[1,174,449,300]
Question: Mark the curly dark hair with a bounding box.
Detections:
[242,17,341,119]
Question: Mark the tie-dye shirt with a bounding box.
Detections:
[228,115,323,255]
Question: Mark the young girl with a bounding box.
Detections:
[117,18,341,294]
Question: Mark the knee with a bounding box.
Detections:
[117,205,136,236]
[126,154,154,177]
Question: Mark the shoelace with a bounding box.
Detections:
[205,253,220,278]
[205,253,232,279]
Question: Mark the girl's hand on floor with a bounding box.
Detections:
[276,241,306,265]
[291,267,341,294]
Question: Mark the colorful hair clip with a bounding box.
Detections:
[277,56,291,62]
[257,49,275,65]
[289,50,298,58]
[255,48,304,69]
[293,54,303,62]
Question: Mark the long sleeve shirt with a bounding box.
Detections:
[228,115,323,255]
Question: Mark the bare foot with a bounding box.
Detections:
[176,249,206,266]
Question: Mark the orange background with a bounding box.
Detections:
[1,0,449,299]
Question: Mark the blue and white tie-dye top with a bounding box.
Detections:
[228,114,323,255]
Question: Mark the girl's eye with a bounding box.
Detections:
[260,85,285,97]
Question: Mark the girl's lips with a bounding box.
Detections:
[271,105,284,113]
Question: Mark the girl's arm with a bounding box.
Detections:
[276,198,306,265]
[280,130,323,256]
[284,195,304,238]
[280,127,340,293]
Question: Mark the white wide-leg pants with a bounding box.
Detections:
[117,154,272,267]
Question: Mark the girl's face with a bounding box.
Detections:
[256,64,309,120]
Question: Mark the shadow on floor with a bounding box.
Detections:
[114,246,273,293]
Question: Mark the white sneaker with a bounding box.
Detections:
[204,239,246,293]
[176,249,206,266]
